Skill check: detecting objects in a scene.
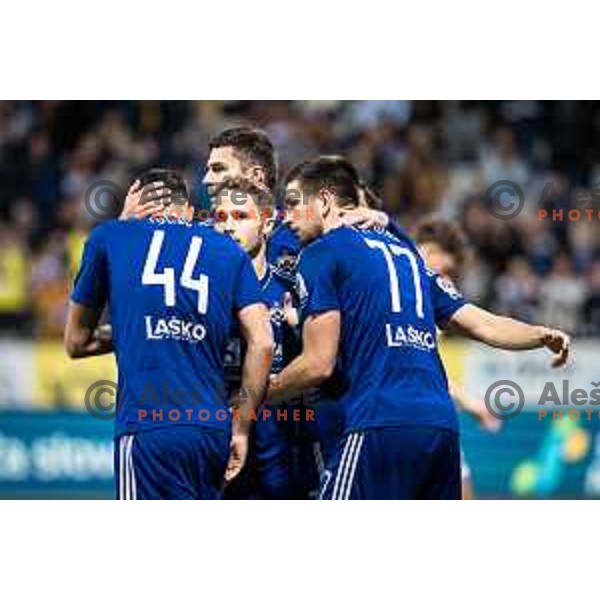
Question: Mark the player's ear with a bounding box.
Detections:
[249,164,267,187]
[317,189,333,217]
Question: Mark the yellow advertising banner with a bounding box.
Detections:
[437,337,468,386]
[34,341,116,410]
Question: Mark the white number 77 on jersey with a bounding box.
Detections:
[365,238,424,318]
[142,230,209,313]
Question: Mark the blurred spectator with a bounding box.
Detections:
[443,101,484,164]
[519,217,558,276]
[494,257,539,323]
[388,125,445,222]
[462,200,522,274]
[10,197,38,245]
[460,253,491,305]
[537,253,586,334]
[481,126,530,188]
[569,219,598,273]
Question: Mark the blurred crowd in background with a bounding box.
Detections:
[1,100,600,339]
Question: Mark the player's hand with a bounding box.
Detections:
[94,324,113,343]
[225,432,249,483]
[339,206,388,230]
[474,403,502,433]
[119,180,173,220]
[282,292,298,327]
[541,327,571,368]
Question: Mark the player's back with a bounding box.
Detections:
[73,218,262,438]
[297,225,457,435]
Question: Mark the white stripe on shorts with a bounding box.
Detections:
[331,433,356,500]
[118,435,136,500]
[335,434,361,500]
[119,437,125,500]
[130,439,137,500]
[342,433,364,500]
[332,433,367,500]
[126,435,136,500]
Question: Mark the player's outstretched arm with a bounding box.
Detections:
[269,310,340,402]
[64,301,114,359]
[226,302,274,482]
[448,304,571,368]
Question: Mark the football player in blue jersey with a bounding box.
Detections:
[269,157,570,500]
[212,178,317,499]
[65,169,274,500]
[119,132,318,498]
[341,192,504,498]
[297,159,564,499]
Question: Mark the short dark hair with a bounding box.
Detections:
[286,156,360,208]
[284,156,383,210]
[317,155,361,185]
[208,127,277,191]
[414,218,468,267]
[319,157,384,210]
[282,160,310,188]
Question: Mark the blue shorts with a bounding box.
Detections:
[253,407,299,499]
[319,426,461,500]
[115,426,229,500]
[224,404,318,500]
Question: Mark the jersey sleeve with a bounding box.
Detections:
[295,241,339,321]
[427,269,467,326]
[71,227,109,309]
[233,251,264,311]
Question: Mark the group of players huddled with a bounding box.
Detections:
[64,127,571,500]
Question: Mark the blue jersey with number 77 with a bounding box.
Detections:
[296,225,465,434]
[71,219,264,438]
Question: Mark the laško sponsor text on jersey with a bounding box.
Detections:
[144,315,207,343]
[385,323,436,351]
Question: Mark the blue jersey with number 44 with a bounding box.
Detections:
[71,219,263,438]
[296,226,465,434]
